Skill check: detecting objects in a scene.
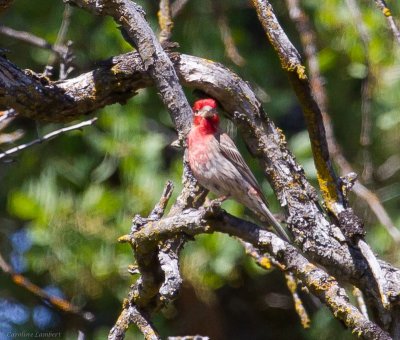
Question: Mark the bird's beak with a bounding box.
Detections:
[199,106,216,118]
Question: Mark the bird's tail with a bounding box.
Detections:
[259,203,291,243]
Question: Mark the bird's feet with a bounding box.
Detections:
[213,195,229,205]
[205,195,229,215]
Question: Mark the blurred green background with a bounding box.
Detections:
[0,0,399,339]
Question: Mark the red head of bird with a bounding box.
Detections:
[192,98,220,133]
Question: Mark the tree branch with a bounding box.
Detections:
[0,117,98,160]
[114,166,206,337]
[212,2,246,67]
[158,0,173,43]
[0,25,68,56]
[250,0,345,217]
[122,203,390,340]
[109,304,160,340]
[171,0,189,18]
[373,0,400,45]
[61,5,207,336]
[243,241,310,329]
[65,0,192,137]
[345,0,374,183]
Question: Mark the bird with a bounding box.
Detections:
[187,98,290,242]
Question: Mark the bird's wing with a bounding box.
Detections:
[218,133,268,204]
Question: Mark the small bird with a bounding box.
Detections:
[187,98,289,242]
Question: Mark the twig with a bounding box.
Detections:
[55,4,73,49]
[357,239,389,309]
[359,72,373,183]
[50,4,74,80]
[149,180,174,220]
[0,252,93,321]
[158,0,173,43]
[213,2,245,66]
[284,273,311,329]
[0,25,68,56]
[171,0,189,18]
[243,241,310,328]
[377,155,400,181]
[0,110,22,148]
[345,0,374,183]
[0,109,17,124]
[373,0,400,45]
[353,183,400,242]
[243,240,284,270]
[0,130,24,145]
[0,117,97,160]
[109,304,160,340]
[353,286,369,320]
[0,110,17,130]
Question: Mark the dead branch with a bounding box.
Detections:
[114,165,206,338]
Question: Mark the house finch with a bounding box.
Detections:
[187,98,289,241]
